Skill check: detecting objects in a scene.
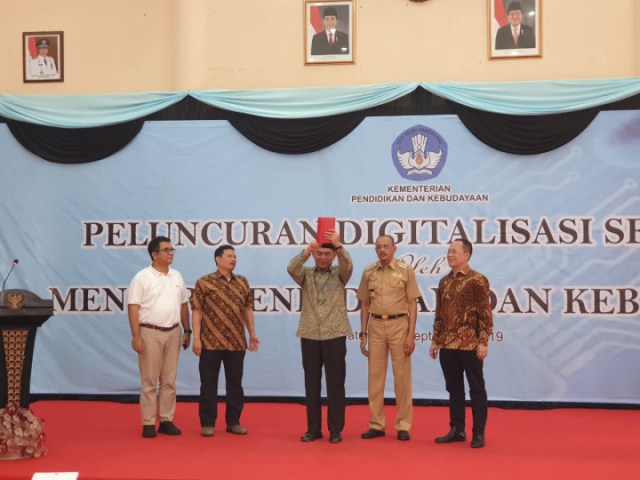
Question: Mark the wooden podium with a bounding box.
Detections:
[0,289,54,408]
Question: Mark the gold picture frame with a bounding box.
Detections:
[23,31,64,82]
[488,0,541,59]
[304,1,354,65]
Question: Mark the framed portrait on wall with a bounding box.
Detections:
[489,0,541,59]
[23,31,64,82]
[304,0,354,65]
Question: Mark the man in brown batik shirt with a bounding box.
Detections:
[430,238,493,449]
[191,245,259,437]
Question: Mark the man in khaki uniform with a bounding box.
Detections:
[357,235,421,441]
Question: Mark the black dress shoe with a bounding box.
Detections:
[471,435,485,448]
[435,427,466,443]
[142,425,156,438]
[300,431,323,442]
[158,421,181,435]
[361,428,385,439]
[397,430,410,441]
[329,433,342,444]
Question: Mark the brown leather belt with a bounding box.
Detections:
[139,323,179,332]
[370,313,407,320]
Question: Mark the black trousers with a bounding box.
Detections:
[198,349,246,427]
[301,336,347,435]
[439,348,488,437]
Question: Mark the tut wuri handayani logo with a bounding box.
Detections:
[391,125,448,181]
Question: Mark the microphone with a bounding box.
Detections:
[2,259,19,291]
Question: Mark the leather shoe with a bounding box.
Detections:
[142,425,156,438]
[300,431,323,442]
[435,427,466,443]
[397,430,410,441]
[226,424,248,435]
[329,433,342,444]
[158,421,181,435]
[201,426,214,437]
[361,428,385,439]
[471,435,485,448]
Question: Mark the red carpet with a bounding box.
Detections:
[2,401,639,480]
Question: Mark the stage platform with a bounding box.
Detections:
[3,401,639,480]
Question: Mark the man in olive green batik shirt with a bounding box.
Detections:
[287,228,353,444]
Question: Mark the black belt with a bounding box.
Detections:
[370,313,407,320]
[139,323,179,332]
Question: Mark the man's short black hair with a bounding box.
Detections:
[214,245,235,264]
[148,236,171,260]
[453,238,473,257]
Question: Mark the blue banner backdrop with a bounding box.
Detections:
[0,113,638,403]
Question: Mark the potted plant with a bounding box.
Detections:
[0,404,47,460]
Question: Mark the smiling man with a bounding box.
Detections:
[191,245,260,437]
[29,38,58,79]
[128,236,191,439]
[310,6,350,55]
[495,1,536,50]
[430,238,493,449]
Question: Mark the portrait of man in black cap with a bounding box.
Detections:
[24,32,63,82]
[494,1,536,50]
[310,5,350,56]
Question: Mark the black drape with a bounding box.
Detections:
[146,95,368,154]
[452,103,599,155]
[227,110,367,154]
[2,89,639,163]
[6,119,143,164]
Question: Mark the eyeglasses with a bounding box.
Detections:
[156,247,176,254]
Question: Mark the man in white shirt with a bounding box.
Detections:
[28,38,58,79]
[128,236,191,438]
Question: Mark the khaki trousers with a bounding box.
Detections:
[367,317,412,431]
[138,327,181,425]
